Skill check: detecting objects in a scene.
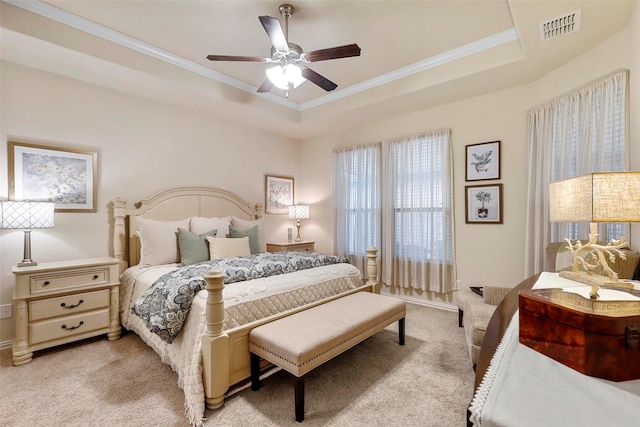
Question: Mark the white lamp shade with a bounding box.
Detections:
[549,172,640,223]
[289,205,310,220]
[266,64,306,90]
[0,201,55,229]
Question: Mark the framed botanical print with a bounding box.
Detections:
[265,174,294,214]
[465,184,503,224]
[8,141,97,212]
[465,140,500,181]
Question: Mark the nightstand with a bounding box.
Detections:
[266,241,315,252]
[12,257,122,366]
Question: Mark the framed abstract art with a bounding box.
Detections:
[8,141,97,212]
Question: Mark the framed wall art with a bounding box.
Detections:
[465,184,503,224]
[465,140,500,181]
[265,174,294,214]
[8,141,97,212]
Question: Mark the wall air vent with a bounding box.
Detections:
[539,9,581,41]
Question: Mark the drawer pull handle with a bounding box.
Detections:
[61,321,84,331]
[60,299,84,309]
[43,281,50,286]
[93,275,99,280]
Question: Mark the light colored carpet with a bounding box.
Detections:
[0,303,474,427]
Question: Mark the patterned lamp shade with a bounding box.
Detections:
[1,201,55,267]
[288,205,310,220]
[0,201,55,229]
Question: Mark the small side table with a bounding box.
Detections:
[266,241,315,253]
[12,257,121,366]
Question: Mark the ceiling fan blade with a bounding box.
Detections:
[301,68,338,92]
[259,16,289,51]
[206,55,268,62]
[257,79,274,93]
[306,44,361,62]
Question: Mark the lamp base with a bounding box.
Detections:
[17,260,38,267]
[559,271,630,288]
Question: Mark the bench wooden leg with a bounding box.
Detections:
[295,375,305,422]
[398,317,405,346]
[250,353,261,391]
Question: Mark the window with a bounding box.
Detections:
[333,129,455,293]
[524,70,629,275]
[332,144,380,257]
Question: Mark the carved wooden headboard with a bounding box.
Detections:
[112,186,263,268]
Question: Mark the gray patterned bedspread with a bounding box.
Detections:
[132,252,349,343]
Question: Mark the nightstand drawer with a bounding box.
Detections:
[30,309,110,345]
[29,289,110,322]
[266,241,315,252]
[30,267,111,295]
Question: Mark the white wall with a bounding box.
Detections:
[0,61,299,342]
[299,27,634,307]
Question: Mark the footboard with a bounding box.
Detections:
[201,246,380,409]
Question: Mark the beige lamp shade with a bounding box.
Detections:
[549,172,640,223]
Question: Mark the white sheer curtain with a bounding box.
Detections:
[332,144,381,273]
[524,70,629,276]
[381,129,456,293]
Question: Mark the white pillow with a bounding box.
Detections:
[136,217,190,266]
[206,236,251,260]
[190,216,232,236]
[231,216,265,252]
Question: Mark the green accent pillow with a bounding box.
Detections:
[177,228,217,265]
[229,225,260,254]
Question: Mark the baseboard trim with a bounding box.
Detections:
[380,291,457,312]
[0,340,12,351]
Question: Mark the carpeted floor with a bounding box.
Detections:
[0,303,474,427]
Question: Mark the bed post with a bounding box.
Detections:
[112,198,128,273]
[366,246,380,293]
[201,269,230,409]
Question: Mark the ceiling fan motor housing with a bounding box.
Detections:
[271,43,306,63]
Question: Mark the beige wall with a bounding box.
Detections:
[299,26,634,307]
[0,61,299,342]
[1,7,638,342]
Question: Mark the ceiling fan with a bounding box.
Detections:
[206,3,361,94]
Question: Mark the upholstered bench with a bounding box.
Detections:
[249,291,406,422]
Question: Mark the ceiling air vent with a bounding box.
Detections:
[539,9,581,41]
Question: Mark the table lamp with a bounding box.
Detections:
[0,201,55,267]
[549,172,640,289]
[288,205,309,242]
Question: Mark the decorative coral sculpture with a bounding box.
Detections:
[563,225,628,282]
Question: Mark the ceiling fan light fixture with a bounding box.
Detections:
[207,4,359,94]
[285,63,305,87]
[266,64,305,89]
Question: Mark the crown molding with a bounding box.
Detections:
[4,0,519,113]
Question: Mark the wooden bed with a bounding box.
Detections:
[111,186,379,415]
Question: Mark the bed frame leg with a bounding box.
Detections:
[250,353,261,391]
[295,375,305,422]
[398,317,405,345]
